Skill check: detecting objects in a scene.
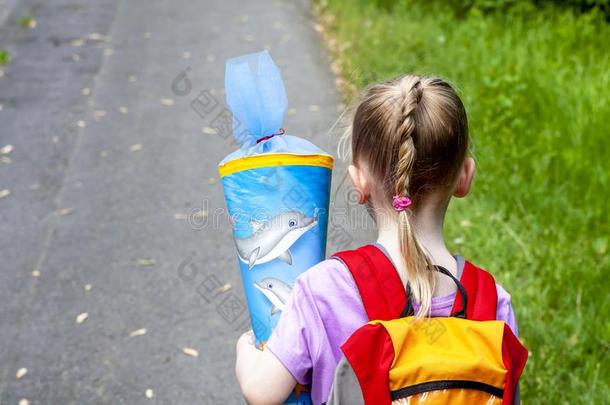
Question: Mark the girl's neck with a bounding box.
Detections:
[375,205,458,295]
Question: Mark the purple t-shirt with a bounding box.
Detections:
[265,255,519,405]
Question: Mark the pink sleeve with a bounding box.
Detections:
[496,283,519,337]
[265,274,322,385]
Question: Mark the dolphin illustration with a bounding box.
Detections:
[254,277,293,315]
[235,210,318,269]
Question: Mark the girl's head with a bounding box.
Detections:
[344,74,474,317]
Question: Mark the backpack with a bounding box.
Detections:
[327,245,528,405]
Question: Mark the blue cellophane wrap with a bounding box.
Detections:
[221,50,330,163]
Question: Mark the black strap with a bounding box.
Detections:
[436,265,468,318]
[400,265,468,319]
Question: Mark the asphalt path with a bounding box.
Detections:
[0,0,374,403]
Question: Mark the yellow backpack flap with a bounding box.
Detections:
[339,311,528,405]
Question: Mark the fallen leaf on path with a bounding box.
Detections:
[87,32,103,41]
[129,328,147,337]
[52,136,59,144]
[206,54,215,62]
[76,312,89,324]
[182,51,191,59]
[192,210,207,220]
[137,258,156,267]
[71,38,84,47]
[160,98,174,106]
[145,389,154,399]
[207,177,216,185]
[119,106,128,114]
[23,18,37,29]
[72,53,81,62]
[57,208,74,216]
[93,110,107,121]
[308,104,320,112]
[217,283,232,293]
[130,144,143,152]
[103,48,114,56]
[19,399,29,405]
[76,120,86,128]
[0,189,11,199]
[202,127,218,135]
[81,87,91,96]
[32,270,41,277]
[100,150,108,158]
[84,283,92,291]
[0,144,13,154]
[287,108,297,116]
[16,368,27,379]
[128,75,137,82]
[182,347,199,358]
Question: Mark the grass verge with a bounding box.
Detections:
[315,0,610,402]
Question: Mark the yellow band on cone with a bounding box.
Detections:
[218,153,334,178]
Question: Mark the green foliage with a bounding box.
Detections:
[0,50,10,65]
[318,0,610,403]
[369,0,610,18]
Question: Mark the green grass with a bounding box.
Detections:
[0,50,9,65]
[316,0,609,402]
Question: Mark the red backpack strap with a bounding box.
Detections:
[333,245,406,321]
[501,323,528,405]
[340,323,394,405]
[451,261,498,321]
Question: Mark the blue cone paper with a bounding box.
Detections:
[219,51,333,404]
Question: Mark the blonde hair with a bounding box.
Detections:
[344,74,469,318]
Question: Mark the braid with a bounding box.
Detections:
[394,78,421,198]
[393,77,437,318]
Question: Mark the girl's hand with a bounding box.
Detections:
[235,330,297,405]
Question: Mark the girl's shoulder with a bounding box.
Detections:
[294,258,358,297]
[292,258,365,315]
[495,282,513,305]
[494,282,519,336]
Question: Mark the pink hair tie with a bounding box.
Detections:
[392,195,412,212]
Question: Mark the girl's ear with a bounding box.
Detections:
[453,157,476,198]
[348,164,371,204]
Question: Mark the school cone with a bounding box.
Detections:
[218,50,333,405]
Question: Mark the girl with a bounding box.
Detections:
[235,75,519,405]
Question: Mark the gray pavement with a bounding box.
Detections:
[0,0,373,403]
